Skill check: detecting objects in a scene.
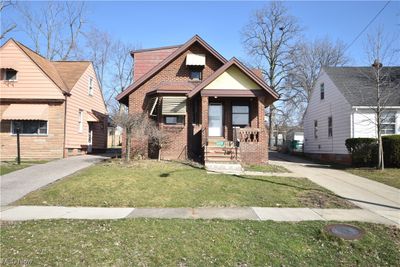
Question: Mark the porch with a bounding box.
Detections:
[195,94,269,164]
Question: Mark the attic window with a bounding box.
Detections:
[88,77,94,96]
[320,83,325,100]
[1,68,18,81]
[190,70,202,81]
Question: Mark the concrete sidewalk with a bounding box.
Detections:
[0,206,397,226]
[269,152,400,225]
[0,155,108,206]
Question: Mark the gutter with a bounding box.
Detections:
[63,94,68,158]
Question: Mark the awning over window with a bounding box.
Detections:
[86,111,99,122]
[1,104,49,120]
[186,54,205,66]
[162,96,186,115]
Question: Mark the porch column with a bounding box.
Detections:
[257,97,265,128]
[201,96,208,140]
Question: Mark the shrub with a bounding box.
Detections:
[382,135,400,167]
[345,138,377,167]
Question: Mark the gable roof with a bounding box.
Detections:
[5,39,91,94]
[188,57,279,99]
[324,66,400,106]
[116,35,228,104]
[52,61,91,89]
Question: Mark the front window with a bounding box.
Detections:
[1,68,18,81]
[232,102,250,127]
[381,112,396,135]
[164,115,184,125]
[11,120,48,135]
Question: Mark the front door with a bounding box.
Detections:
[208,103,223,136]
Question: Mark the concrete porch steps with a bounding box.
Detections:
[205,162,243,174]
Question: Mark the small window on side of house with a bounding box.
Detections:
[88,77,94,96]
[314,120,318,139]
[164,115,184,125]
[320,83,325,100]
[328,116,333,137]
[1,68,18,81]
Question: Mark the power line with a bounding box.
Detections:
[345,0,391,51]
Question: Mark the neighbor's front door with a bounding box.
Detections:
[208,103,223,137]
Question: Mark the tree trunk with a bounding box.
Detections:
[158,146,161,161]
[268,105,274,147]
[378,133,384,171]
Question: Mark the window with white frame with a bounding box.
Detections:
[11,120,48,135]
[381,111,396,135]
[88,77,94,96]
[328,116,333,137]
[314,120,318,138]
[232,101,250,127]
[78,110,84,132]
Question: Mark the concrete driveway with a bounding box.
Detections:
[1,155,108,206]
[269,151,400,225]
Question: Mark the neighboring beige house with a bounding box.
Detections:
[0,39,108,160]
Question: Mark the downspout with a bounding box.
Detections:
[63,94,68,158]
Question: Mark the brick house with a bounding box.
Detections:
[116,35,278,163]
[0,39,108,160]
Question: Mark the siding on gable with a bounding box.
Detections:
[304,70,352,155]
[204,65,261,90]
[0,41,64,100]
[65,64,107,149]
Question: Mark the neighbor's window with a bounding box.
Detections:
[381,111,396,135]
[320,83,325,100]
[78,110,84,132]
[314,120,318,138]
[1,68,18,81]
[164,115,184,125]
[328,116,333,137]
[11,120,48,135]
[232,102,250,127]
[88,77,94,96]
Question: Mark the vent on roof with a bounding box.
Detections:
[186,54,205,66]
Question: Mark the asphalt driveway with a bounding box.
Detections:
[1,155,108,206]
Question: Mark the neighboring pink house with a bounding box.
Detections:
[0,39,108,160]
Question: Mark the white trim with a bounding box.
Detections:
[78,110,84,133]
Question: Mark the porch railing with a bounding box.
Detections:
[235,127,260,143]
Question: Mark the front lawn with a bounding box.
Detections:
[0,161,48,176]
[244,163,289,173]
[346,168,400,189]
[1,219,399,266]
[16,160,354,208]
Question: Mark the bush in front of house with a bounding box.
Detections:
[382,135,400,167]
[345,138,378,167]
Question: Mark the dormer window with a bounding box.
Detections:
[1,68,18,81]
[186,54,205,81]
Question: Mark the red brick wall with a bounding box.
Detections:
[124,42,224,160]
[133,47,179,81]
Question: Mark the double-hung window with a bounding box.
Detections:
[320,83,325,100]
[232,102,250,127]
[88,77,94,96]
[328,116,333,137]
[381,111,396,135]
[314,120,318,138]
[78,110,84,133]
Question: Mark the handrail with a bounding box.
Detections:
[238,127,260,143]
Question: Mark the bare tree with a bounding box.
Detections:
[112,111,151,161]
[17,1,86,60]
[0,0,17,40]
[108,40,134,109]
[362,28,399,170]
[242,1,301,146]
[287,38,349,104]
